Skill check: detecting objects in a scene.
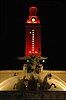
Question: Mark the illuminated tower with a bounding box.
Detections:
[25,7,41,56]
[18,6,47,72]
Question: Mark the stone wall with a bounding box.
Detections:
[0,91,66,100]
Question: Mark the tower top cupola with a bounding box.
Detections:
[27,6,40,24]
[29,7,38,16]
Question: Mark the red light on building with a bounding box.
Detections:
[25,6,41,56]
[27,7,40,24]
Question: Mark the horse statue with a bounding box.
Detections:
[13,76,27,91]
[42,73,56,90]
[28,74,37,90]
[37,73,56,91]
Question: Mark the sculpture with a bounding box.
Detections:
[42,73,56,90]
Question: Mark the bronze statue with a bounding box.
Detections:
[42,73,56,90]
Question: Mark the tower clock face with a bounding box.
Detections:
[31,18,35,22]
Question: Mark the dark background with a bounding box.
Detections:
[0,0,66,70]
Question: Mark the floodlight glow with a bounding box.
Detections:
[42,60,45,62]
[32,18,35,22]
[27,60,29,62]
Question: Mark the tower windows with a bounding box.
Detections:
[32,32,34,33]
[35,51,37,53]
[29,51,31,53]
[32,39,34,41]
[29,32,31,34]
[32,43,34,44]
[32,30,34,31]
[29,29,34,54]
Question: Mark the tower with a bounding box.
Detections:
[25,7,41,56]
[18,6,47,72]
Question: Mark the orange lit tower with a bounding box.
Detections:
[25,7,41,56]
[18,6,47,72]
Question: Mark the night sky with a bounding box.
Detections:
[0,0,66,70]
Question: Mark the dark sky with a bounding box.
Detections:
[0,0,66,70]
